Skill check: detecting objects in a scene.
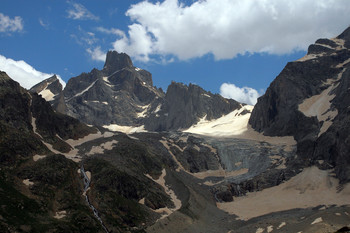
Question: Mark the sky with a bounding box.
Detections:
[1,0,350,105]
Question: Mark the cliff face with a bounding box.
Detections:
[249,27,350,183]
[145,82,241,131]
[31,51,242,131]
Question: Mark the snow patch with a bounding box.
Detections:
[103,124,147,134]
[23,179,34,186]
[135,67,142,71]
[145,169,182,220]
[267,226,273,233]
[336,58,350,68]
[311,217,323,225]
[33,154,46,161]
[87,140,118,155]
[184,105,295,147]
[296,53,325,62]
[139,198,145,205]
[298,73,342,137]
[202,93,211,98]
[39,89,56,101]
[184,105,253,136]
[277,222,286,229]
[217,166,350,220]
[137,104,150,118]
[153,104,162,113]
[314,43,335,50]
[53,210,67,219]
[67,80,97,101]
[330,38,346,50]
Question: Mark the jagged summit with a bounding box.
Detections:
[103,50,133,74]
[30,75,63,102]
[30,50,242,130]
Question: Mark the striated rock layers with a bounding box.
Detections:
[31,50,241,131]
[249,27,350,183]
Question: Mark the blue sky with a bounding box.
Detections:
[1,0,350,105]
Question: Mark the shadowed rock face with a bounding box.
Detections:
[249,27,350,183]
[32,50,242,131]
[30,75,63,97]
[144,82,241,131]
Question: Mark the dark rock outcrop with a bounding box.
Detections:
[249,27,350,183]
[144,82,241,131]
[30,75,63,97]
[0,71,95,159]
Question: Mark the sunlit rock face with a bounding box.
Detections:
[249,27,350,184]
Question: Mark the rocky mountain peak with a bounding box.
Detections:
[30,75,62,94]
[249,26,350,184]
[103,50,133,74]
[0,70,11,82]
[337,26,350,48]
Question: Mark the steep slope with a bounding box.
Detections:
[249,27,350,183]
[30,75,63,102]
[31,51,242,132]
[0,71,102,232]
[60,51,164,126]
[145,82,241,131]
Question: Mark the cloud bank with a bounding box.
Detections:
[111,0,350,62]
[0,55,65,89]
[220,83,260,105]
[0,13,23,33]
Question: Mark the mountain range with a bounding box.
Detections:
[0,27,349,233]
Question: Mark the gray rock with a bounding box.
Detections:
[249,27,350,183]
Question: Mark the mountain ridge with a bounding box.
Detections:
[31,50,242,132]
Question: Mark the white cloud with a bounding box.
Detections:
[39,18,49,30]
[96,27,125,37]
[112,0,350,62]
[0,54,66,89]
[0,13,23,33]
[220,83,260,105]
[67,2,99,21]
[86,46,106,62]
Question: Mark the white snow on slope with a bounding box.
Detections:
[298,68,346,137]
[184,105,296,147]
[67,80,97,101]
[137,104,150,118]
[39,88,55,101]
[102,76,114,87]
[217,166,350,220]
[330,38,346,50]
[145,169,182,220]
[103,124,147,134]
[296,53,326,62]
[184,105,253,136]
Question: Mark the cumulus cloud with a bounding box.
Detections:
[67,2,99,21]
[112,0,350,62]
[0,54,65,89]
[0,13,23,33]
[220,83,261,105]
[86,46,106,62]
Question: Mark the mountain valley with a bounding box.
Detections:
[1,27,350,233]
